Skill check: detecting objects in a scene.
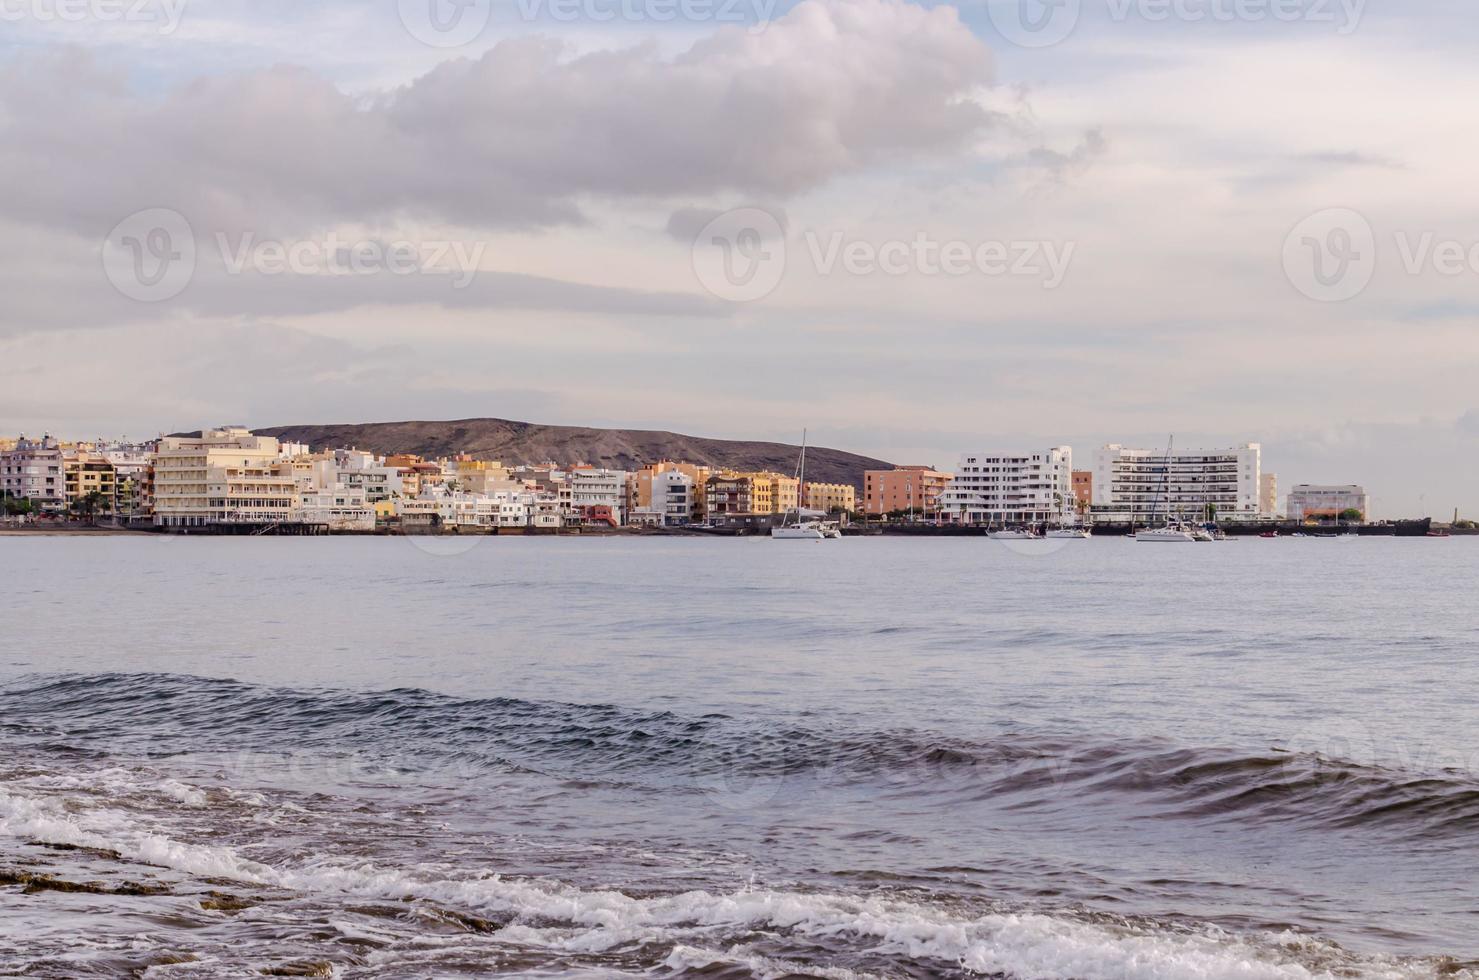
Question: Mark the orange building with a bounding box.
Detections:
[863,466,952,517]
[629,460,713,519]
[1072,470,1093,515]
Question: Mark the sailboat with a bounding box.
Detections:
[1045,491,1091,538]
[1136,436,1197,543]
[772,430,842,540]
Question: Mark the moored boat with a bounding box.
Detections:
[1136,525,1198,543]
[772,429,842,541]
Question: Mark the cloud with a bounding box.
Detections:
[0,0,994,239]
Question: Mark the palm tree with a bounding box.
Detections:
[71,490,105,524]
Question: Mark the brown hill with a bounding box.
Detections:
[252,418,894,489]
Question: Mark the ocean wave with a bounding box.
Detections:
[5,673,1479,841]
[0,782,1458,980]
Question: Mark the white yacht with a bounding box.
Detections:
[772,430,842,540]
[988,527,1040,540]
[773,521,842,540]
[1046,526,1091,539]
[1136,525,1198,543]
[1136,436,1199,543]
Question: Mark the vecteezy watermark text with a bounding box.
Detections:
[691,208,1075,302]
[0,0,187,33]
[1282,207,1479,302]
[516,0,776,25]
[216,232,485,289]
[101,208,486,302]
[805,231,1074,286]
[986,0,1365,49]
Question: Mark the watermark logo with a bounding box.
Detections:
[1282,207,1375,302]
[988,0,1364,48]
[402,527,489,558]
[101,217,487,302]
[0,0,189,34]
[397,0,493,47]
[692,207,787,303]
[986,0,1081,48]
[691,207,1075,302]
[989,529,1087,557]
[803,231,1074,287]
[515,0,776,27]
[101,208,197,303]
[215,233,485,289]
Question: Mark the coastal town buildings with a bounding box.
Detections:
[628,469,696,526]
[570,468,629,525]
[1071,470,1092,514]
[937,449,1074,526]
[297,487,376,531]
[1091,443,1262,524]
[863,466,952,517]
[1,435,66,512]
[1260,473,1279,518]
[102,445,154,519]
[706,472,769,517]
[630,462,713,523]
[802,482,856,514]
[1287,484,1369,521]
[152,428,288,527]
[63,452,118,516]
[704,471,800,519]
[5,424,1390,534]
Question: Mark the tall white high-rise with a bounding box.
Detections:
[937,447,1074,525]
[1092,443,1261,523]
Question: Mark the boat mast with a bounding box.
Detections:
[792,429,807,526]
[1149,435,1173,529]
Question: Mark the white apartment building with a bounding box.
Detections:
[1287,484,1369,521]
[628,470,695,527]
[0,434,65,511]
[937,447,1074,526]
[102,445,153,518]
[570,468,627,524]
[204,461,298,525]
[449,493,498,529]
[297,487,375,531]
[397,496,453,528]
[1260,472,1279,519]
[153,428,298,527]
[1092,443,1261,523]
[528,493,564,529]
[493,497,531,527]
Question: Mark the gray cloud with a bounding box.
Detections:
[0,0,993,239]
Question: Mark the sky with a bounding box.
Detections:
[1,0,1476,518]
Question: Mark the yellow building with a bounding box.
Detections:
[705,471,799,516]
[764,472,800,515]
[206,461,298,524]
[64,453,118,516]
[803,482,856,514]
[455,460,512,494]
[153,427,291,527]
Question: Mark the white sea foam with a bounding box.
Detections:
[9,766,207,807]
[665,944,881,979]
[0,784,1459,980]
